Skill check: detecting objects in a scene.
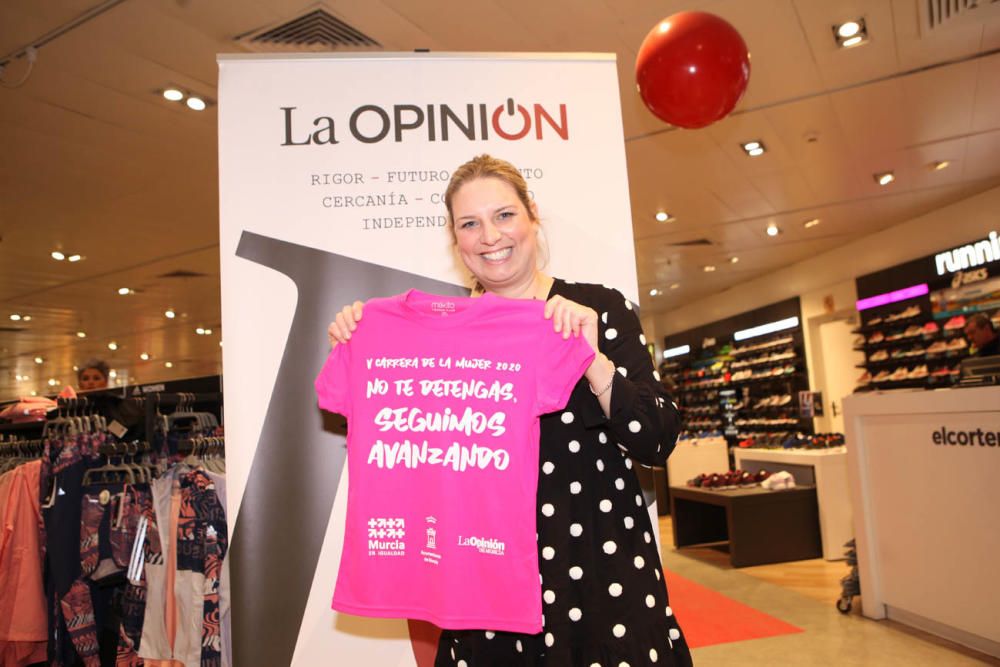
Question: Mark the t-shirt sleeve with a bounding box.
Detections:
[534,324,596,415]
[315,343,352,416]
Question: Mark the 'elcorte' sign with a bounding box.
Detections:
[934,231,1000,276]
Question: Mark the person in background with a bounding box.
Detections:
[963,313,1000,357]
[328,154,691,666]
[77,358,110,391]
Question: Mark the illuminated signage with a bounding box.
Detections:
[935,231,999,276]
[663,344,691,359]
[733,317,799,341]
[856,283,929,311]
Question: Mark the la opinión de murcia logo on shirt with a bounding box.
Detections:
[457,535,506,557]
[280,98,570,146]
[367,517,406,557]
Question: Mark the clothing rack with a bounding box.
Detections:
[143,391,223,446]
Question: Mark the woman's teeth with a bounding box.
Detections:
[482,248,512,261]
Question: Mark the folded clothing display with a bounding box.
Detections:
[761,471,796,490]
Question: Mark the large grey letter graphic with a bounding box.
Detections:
[231,231,467,667]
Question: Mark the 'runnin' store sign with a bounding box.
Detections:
[934,231,1000,275]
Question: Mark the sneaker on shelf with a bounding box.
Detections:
[889,367,909,382]
[902,325,922,338]
[873,370,891,382]
[947,338,968,351]
[926,340,947,354]
[908,365,929,379]
[922,321,940,336]
[868,316,883,326]
[867,331,885,344]
[870,349,889,361]
[777,394,792,406]
[930,366,951,377]
[852,335,866,347]
[890,348,905,359]
[944,315,966,330]
[856,371,872,385]
[738,437,756,448]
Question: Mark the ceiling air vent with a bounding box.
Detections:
[157,270,208,279]
[666,239,713,247]
[919,0,1000,34]
[236,7,381,52]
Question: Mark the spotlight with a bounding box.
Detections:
[140,353,150,361]
[655,211,673,223]
[196,327,205,335]
[833,18,868,48]
[703,265,717,272]
[164,361,174,368]
[77,331,87,338]
[804,218,821,229]
[729,256,739,264]
[670,283,680,290]
[766,223,780,237]
[186,96,206,111]
[118,287,132,295]
[108,342,118,351]
[165,309,176,319]
[741,140,766,157]
[9,314,21,321]
[67,255,82,262]
[47,378,58,387]
[163,88,184,101]
[932,160,950,171]
[51,251,66,261]
[649,288,661,297]
[875,171,895,186]
[34,357,43,364]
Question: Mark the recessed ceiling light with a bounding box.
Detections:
[655,211,673,222]
[67,254,82,262]
[22,315,30,321]
[833,18,868,48]
[118,287,132,295]
[219,340,223,347]
[186,96,206,111]
[51,251,66,261]
[729,256,739,264]
[196,327,206,335]
[703,265,716,272]
[34,357,43,364]
[932,160,950,171]
[108,369,117,379]
[9,314,21,321]
[163,88,184,102]
[165,309,176,319]
[164,361,174,368]
[30,391,37,397]
[741,140,766,157]
[108,341,118,351]
[670,283,680,290]
[77,331,87,338]
[140,352,150,361]
[766,223,780,237]
[837,21,861,38]
[804,218,821,228]
[649,288,661,296]
[73,365,79,371]
[47,378,58,387]
[875,171,895,186]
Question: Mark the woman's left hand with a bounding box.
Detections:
[544,295,600,353]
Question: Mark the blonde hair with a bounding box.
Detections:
[444,154,549,292]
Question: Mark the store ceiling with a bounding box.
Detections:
[1,0,1000,400]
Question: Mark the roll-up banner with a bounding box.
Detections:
[218,52,646,666]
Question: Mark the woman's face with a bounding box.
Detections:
[79,368,108,390]
[452,177,539,291]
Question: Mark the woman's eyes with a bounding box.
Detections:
[498,210,515,220]
[460,220,477,229]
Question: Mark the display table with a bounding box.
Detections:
[734,447,851,561]
[843,386,1000,658]
[666,436,729,487]
[669,485,822,567]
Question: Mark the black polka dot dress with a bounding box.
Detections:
[435,279,693,667]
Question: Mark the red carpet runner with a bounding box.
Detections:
[663,569,803,648]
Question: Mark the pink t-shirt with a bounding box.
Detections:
[315,289,595,633]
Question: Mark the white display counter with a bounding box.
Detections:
[843,386,1000,658]
[666,436,729,487]
[734,447,851,561]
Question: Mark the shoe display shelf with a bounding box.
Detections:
[673,330,814,446]
[853,303,970,391]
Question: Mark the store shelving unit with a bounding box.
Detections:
[852,300,969,391]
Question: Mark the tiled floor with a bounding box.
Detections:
[657,515,999,665]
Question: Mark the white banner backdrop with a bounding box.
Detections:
[218,52,640,667]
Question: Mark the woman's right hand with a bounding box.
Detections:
[327,301,365,346]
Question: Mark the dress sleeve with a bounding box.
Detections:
[534,321,596,416]
[596,288,681,467]
[315,343,352,417]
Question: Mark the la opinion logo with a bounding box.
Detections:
[281,98,569,146]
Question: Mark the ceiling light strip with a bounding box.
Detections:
[663,344,691,359]
[733,316,800,341]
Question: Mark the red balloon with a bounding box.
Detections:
[635,11,751,129]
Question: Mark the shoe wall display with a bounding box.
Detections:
[853,300,969,392]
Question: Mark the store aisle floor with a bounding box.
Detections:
[657,515,999,666]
